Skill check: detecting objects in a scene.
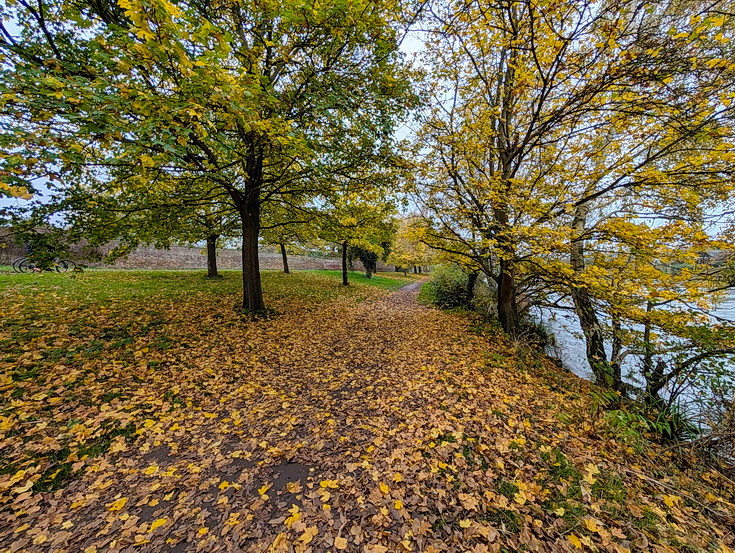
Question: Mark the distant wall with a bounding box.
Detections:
[0,228,406,272]
[0,236,395,272]
[102,245,394,272]
[102,246,394,271]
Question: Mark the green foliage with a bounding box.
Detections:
[590,389,699,447]
[425,265,472,309]
[0,0,415,311]
[349,246,379,278]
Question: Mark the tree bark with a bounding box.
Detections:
[279,243,290,274]
[570,203,613,387]
[206,234,219,278]
[496,261,519,338]
[466,271,478,307]
[342,241,349,286]
[239,209,265,313]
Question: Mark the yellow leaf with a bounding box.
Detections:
[459,519,471,528]
[108,497,128,512]
[334,536,348,550]
[300,526,318,545]
[219,480,230,490]
[553,507,565,516]
[394,499,404,510]
[319,479,339,489]
[582,473,597,485]
[379,482,389,494]
[198,527,208,536]
[258,483,271,497]
[584,518,600,533]
[285,504,301,528]
[84,547,97,553]
[569,534,583,549]
[149,518,167,532]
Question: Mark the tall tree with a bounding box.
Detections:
[0,0,415,312]
[413,0,735,345]
[388,215,433,275]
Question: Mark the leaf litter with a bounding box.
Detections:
[0,271,734,552]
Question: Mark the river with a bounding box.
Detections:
[534,293,735,396]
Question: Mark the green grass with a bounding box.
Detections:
[0,269,413,305]
[307,270,414,290]
[418,281,434,305]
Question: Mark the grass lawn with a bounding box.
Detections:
[0,269,414,304]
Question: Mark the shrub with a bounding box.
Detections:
[426,265,471,309]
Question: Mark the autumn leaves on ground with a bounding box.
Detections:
[1,271,733,553]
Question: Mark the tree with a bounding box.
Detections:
[319,188,397,286]
[388,216,432,275]
[413,0,735,348]
[11,168,238,278]
[0,0,415,312]
[550,3,735,389]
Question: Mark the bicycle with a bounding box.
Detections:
[12,257,77,273]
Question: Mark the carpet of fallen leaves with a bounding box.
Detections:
[1,270,734,553]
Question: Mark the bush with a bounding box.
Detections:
[425,265,471,309]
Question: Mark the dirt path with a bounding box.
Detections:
[3,282,733,553]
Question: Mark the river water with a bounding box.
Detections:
[534,293,735,387]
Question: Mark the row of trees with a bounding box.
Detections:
[411,0,735,413]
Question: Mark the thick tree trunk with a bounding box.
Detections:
[573,289,611,385]
[570,203,613,387]
[279,243,290,274]
[206,234,219,278]
[342,241,349,286]
[610,313,623,392]
[239,212,265,313]
[496,262,519,338]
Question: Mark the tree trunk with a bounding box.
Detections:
[279,243,290,274]
[341,241,349,286]
[570,203,613,387]
[206,234,219,278]
[239,211,265,313]
[466,271,478,307]
[496,261,519,338]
